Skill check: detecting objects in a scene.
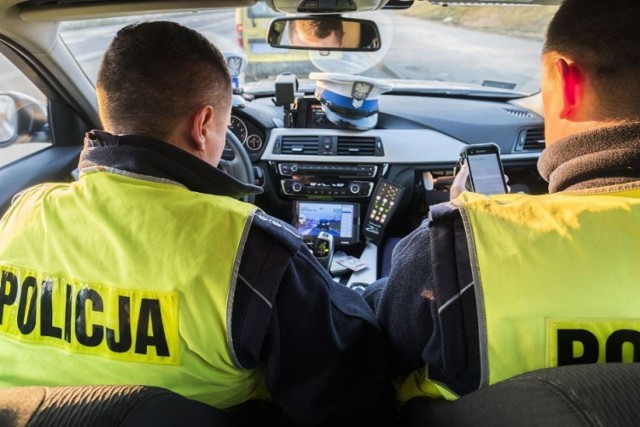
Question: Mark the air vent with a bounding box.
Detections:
[280,136,319,155]
[515,127,545,151]
[504,108,534,119]
[336,136,380,156]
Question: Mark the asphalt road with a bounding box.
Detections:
[381,14,543,93]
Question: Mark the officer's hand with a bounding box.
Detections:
[450,161,469,200]
[449,161,510,200]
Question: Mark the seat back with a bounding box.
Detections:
[0,384,246,427]
[402,363,640,427]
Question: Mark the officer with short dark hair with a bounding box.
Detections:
[0,21,393,426]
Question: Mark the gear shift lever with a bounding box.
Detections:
[313,231,334,271]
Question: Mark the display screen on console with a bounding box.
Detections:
[293,201,360,245]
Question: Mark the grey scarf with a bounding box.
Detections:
[538,122,640,193]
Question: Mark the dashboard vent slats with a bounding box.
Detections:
[275,135,383,156]
[503,108,534,119]
[336,136,379,156]
[515,127,545,151]
[280,136,319,155]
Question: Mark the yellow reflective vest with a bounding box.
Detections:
[402,185,640,401]
[0,170,267,408]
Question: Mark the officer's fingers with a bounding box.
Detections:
[450,162,469,200]
[505,174,511,193]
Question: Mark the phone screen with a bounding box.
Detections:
[362,179,404,244]
[467,152,506,195]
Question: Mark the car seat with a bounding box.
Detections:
[401,363,640,427]
[0,384,278,427]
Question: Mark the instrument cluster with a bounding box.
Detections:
[228,114,264,152]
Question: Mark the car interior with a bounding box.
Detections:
[1,0,639,425]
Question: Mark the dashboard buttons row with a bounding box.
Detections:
[281,180,374,198]
[278,163,377,177]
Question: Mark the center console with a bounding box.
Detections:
[278,162,378,198]
[266,76,401,285]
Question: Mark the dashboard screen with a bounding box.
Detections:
[293,201,360,245]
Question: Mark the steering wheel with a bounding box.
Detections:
[218,129,256,203]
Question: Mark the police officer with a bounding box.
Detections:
[365,0,640,401]
[0,22,392,425]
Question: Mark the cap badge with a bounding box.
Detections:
[351,81,373,108]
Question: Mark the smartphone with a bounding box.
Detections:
[460,143,508,195]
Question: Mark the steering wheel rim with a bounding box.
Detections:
[220,129,255,203]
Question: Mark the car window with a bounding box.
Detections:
[60,5,557,96]
[0,52,51,169]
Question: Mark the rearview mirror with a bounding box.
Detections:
[267,17,381,52]
[0,95,18,147]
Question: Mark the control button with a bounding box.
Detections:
[323,136,332,151]
[350,184,360,194]
[280,164,292,175]
[291,164,298,173]
[292,182,303,192]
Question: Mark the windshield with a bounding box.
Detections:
[60,4,557,96]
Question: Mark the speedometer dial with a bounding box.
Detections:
[228,115,248,144]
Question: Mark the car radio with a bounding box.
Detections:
[275,162,379,199]
[281,178,373,197]
[278,163,377,177]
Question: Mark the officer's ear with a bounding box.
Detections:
[189,105,216,152]
[556,58,584,120]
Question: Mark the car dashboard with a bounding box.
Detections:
[223,90,547,283]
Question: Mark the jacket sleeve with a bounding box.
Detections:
[231,213,394,426]
[369,220,438,375]
[370,208,481,395]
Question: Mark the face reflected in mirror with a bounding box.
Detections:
[268,17,380,51]
[289,19,344,48]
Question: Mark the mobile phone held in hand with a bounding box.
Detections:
[459,143,508,195]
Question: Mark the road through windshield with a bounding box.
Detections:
[58,6,555,95]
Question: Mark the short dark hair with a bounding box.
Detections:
[544,0,640,120]
[97,21,231,139]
